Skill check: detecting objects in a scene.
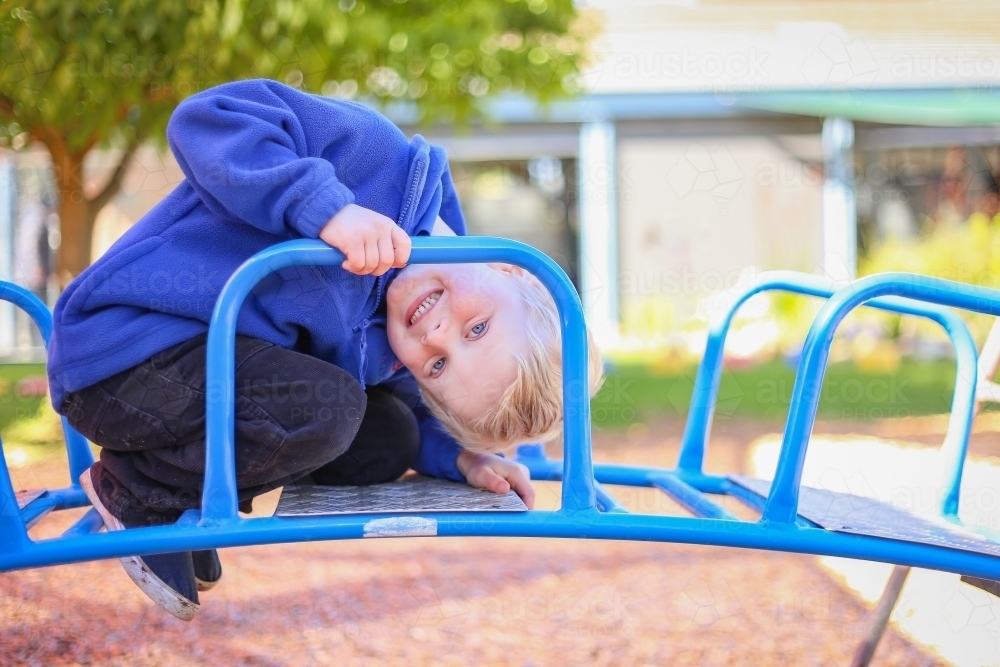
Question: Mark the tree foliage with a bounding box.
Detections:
[0,0,593,279]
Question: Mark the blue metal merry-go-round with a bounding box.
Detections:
[3,236,1000,591]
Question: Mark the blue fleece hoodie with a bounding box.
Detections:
[46,79,467,481]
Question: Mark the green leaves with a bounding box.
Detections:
[0,0,589,154]
[0,0,593,281]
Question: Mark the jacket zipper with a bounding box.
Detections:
[353,145,430,384]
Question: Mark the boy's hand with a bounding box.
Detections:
[457,450,536,509]
[319,203,411,276]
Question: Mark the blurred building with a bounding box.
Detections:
[0,144,186,360]
[398,0,1000,349]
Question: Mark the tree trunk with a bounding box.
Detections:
[51,148,93,287]
[45,135,135,287]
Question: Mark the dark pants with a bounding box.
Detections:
[59,334,419,527]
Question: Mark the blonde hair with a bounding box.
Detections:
[419,270,605,453]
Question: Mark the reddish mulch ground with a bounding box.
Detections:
[2,417,963,667]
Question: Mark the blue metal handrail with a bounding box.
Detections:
[5,250,1000,586]
[763,273,1000,525]
[0,436,27,554]
[0,283,94,485]
[676,270,978,518]
[202,237,596,524]
[0,285,93,558]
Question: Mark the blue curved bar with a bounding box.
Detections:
[676,270,977,518]
[203,237,595,524]
[0,285,93,496]
[763,273,1000,524]
[5,252,1000,586]
[0,441,28,553]
[6,510,1000,582]
[0,283,52,343]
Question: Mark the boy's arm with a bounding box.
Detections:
[166,80,353,239]
[379,371,535,507]
[379,369,466,482]
[409,397,536,507]
[412,406,467,483]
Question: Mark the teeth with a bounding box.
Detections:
[410,292,441,325]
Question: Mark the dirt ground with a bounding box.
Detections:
[3,416,978,667]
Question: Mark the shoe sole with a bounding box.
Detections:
[79,470,200,621]
[196,577,218,592]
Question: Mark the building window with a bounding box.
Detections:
[856,144,1000,251]
[449,157,579,286]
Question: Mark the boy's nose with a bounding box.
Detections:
[422,318,448,344]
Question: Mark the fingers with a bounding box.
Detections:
[341,239,367,274]
[507,468,536,510]
[461,455,537,510]
[471,460,535,509]
[322,204,409,276]
[339,219,406,276]
[469,465,510,496]
[374,231,395,276]
[390,225,412,268]
[363,237,380,274]
[341,230,391,276]
[483,469,512,495]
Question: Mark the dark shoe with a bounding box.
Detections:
[80,467,200,621]
[192,549,222,591]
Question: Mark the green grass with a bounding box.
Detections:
[0,360,964,446]
[592,358,960,429]
[0,363,47,434]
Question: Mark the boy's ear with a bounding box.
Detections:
[488,263,545,291]
[486,262,529,278]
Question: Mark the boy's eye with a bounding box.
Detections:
[431,357,446,375]
[470,321,487,338]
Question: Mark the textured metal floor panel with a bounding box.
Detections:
[15,489,45,510]
[276,476,528,516]
[729,475,1000,558]
[962,575,1000,597]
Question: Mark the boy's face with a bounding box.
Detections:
[386,262,531,425]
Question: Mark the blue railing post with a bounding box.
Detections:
[60,424,95,487]
[934,314,977,518]
[516,444,547,460]
[762,273,1000,525]
[677,271,978,493]
[202,237,597,524]
[677,272,821,473]
[202,242,347,524]
[0,438,29,553]
[0,283,94,485]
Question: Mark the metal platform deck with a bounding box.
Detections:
[275,476,528,516]
[16,489,45,510]
[730,475,1000,559]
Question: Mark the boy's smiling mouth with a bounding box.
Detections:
[407,289,442,327]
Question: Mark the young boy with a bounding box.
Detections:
[47,79,602,621]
